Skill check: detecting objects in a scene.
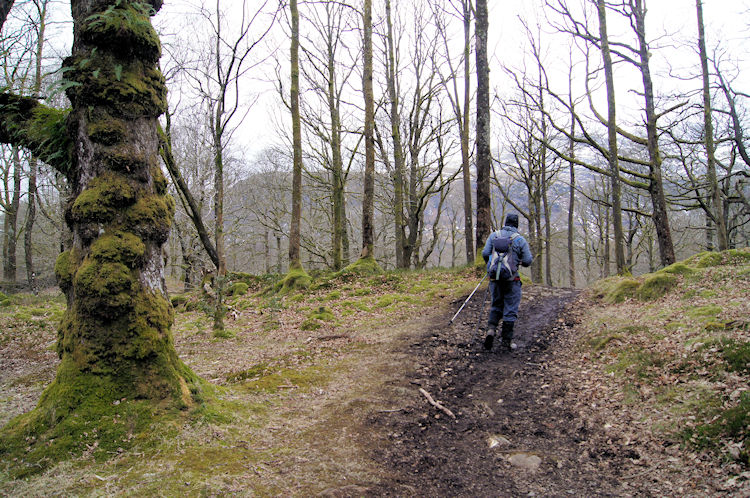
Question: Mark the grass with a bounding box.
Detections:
[581,248,750,464]
[0,266,480,494]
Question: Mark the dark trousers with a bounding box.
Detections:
[487,279,522,327]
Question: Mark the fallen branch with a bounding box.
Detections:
[418,388,456,419]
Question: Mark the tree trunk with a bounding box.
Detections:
[696,0,727,251]
[3,146,21,283]
[328,41,344,270]
[567,77,576,287]
[385,0,405,268]
[341,201,350,266]
[633,0,675,266]
[264,230,270,273]
[0,0,199,448]
[542,175,552,286]
[0,0,13,29]
[276,234,282,273]
[212,113,226,332]
[360,0,375,259]
[22,1,46,294]
[461,0,473,265]
[289,0,303,270]
[24,157,38,293]
[539,76,552,286]
[597,0,626,274]
[474,0,491,255]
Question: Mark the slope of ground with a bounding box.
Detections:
[1,253,748,495]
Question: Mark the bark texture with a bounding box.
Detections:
[360,0,375,259]
[0,0,198,454]
[289,0,303,268]
[461,0,473,264]
[632,0,675,266]
[474,0,491,255]
[385,0,405,269]
[696,0,727,250]
[597,0,626,274]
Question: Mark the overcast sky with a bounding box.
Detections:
[22,0,750,160]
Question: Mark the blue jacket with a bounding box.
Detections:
[481,226,533,278]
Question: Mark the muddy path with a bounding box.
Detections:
[359,284,664,497]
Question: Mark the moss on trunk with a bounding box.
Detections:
[1,0,199,476]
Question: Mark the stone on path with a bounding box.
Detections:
[507,452,542,471]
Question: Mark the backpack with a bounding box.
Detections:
[488,232,519,281]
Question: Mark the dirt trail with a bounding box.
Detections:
[354,284,673,497]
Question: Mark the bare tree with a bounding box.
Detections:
[596,0,625,274]
[696,0,727,251]
[434,0,473,265]
[289,0,303,270]
[360,0,375,260]
[474,0,491,253]
[181,0,275,329]
[23,0,53,294]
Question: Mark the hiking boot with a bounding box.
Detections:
[501,321,516,352]
[483,326,497,351]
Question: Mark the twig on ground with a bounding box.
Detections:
[418,388,456,419]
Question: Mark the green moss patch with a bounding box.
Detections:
[720,340,750,374]
[274,266,312,294]
[228,282,249,296]
[90,231,146,267]
[87,117,127,145]
[335,255,383,278]
[125,193,174,244]
[236,365,331,395]
[81,2,161,63]
[687,304,722,321]
[636,273,677,301]
[587,333,623,351]
[71,173,136,224]
[690,248,750,269]
[659,262,696,276]
[300,306,335,331]
[683,391,750,462]
[606,348,667,380]
[0,356,197,479]
[595,277,640,303]
[170,294,187,308]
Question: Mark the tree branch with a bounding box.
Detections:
[0,93,72,178]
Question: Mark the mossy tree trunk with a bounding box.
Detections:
[1,0,198,439]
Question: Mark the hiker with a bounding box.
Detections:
[481,213,533,351]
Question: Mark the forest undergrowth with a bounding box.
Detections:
[0,250,748,495]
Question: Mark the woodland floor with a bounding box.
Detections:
[1,273,746,496]
[344,285,733,497]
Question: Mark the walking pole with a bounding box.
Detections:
[472,284,490,347]
[450,273,488,324]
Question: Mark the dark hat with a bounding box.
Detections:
[504,213,519,228]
